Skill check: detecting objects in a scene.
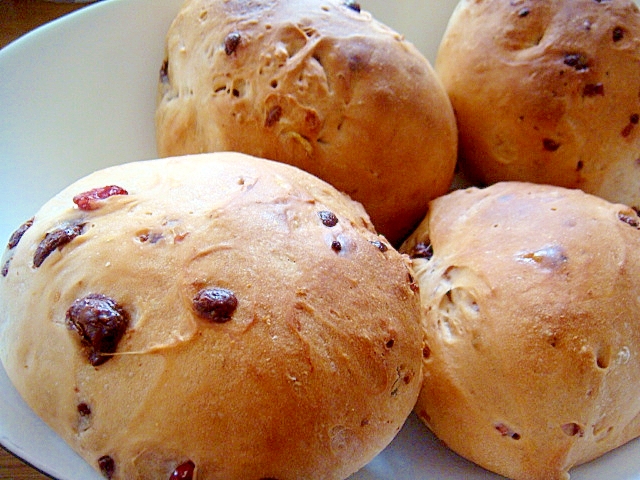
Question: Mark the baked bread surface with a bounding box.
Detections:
[156,0,457,245]
[401,181,640,480]
[0,152,423,480]
[436,0,640,210]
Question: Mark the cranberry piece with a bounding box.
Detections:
[66,294,129,366]
[543,138,561,152]
[344,0,361,12]
[348,54,366,72]
[583,83,604,97]
[160,59,170,84]
[98,455,115,479]
[370,240,388,252]
[193,288,238,323]
[331,240,342,252]
[33,222,85,268]
[7,217,34,249]
[423,344,432,359]
[622,123,635,138]
[77,403,92,416]
[73,185,128,211]
[618,212,640,228]
[1,258,10,277]
[224,31,241,55]
[410,242,433,260]
[563,53,589,71]
[170,460,196,480]
[613,26,624,42]
[265,105,283,127]
[318,211,339,227]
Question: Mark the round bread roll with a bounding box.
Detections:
[401,182,640,480]
[436,0,640,210]
[0,152,423,480]
[155,0,458,246]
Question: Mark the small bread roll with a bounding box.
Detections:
[0,153,422,480]
[436,0,640,210]
[155,0,457,246]
[401,182,640,480]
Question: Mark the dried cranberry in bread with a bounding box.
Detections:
[401,182,640,480]
[436,0,640,209]
[0,152,423,480]
[155,0,457,246]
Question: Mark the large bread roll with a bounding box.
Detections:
[0,152,423,480]
[155,0,457,246]
[436,0,640,210]
[401,182,640,480]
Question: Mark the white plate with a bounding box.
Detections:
[0,0,639,479]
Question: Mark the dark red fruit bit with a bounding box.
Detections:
[583,83,604,97]
[495,423,521,440]
[518,8,530,17]
[98,455,115,479]
[66,293,129,367]
[73,185,128,211]
[370,240,388,252]
[622,123,635,138]
[193,288,238,323]
[344,0,361,12]
[331,240,342,252]
[160,59,170,84]
[623,115,640,138]
[77,403,92,416]
[348,54,365,72]
[8,217,34,249]
[423,344,432,359]
[613,26,624,42]
[411,242,433,260]
[618,212,640,228]
[563,53,589,71]
[265,105,283,127]
[318,210,339,227]
[170,460,196,480]
[1,258,10,277]
[543,138,561,152]
[33,222,86,268]
[224,31,241,55]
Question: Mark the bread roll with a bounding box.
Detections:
[155,0,457,246]
[436,0,640,210]
[401,182,640,480]
[0,152,423,480]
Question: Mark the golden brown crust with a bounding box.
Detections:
[401,182,640,480]
[156,0,457,246]
[436,0,640,209]
[0,152,423,480]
